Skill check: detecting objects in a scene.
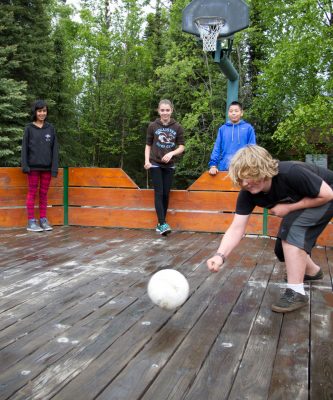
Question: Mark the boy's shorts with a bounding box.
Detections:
[274,200,333,261]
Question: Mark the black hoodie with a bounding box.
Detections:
[21,121,59,177]
[146,118,185,168]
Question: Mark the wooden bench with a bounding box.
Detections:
[0,167,332,246]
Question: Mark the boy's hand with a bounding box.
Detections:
[270,204,290,217]
[207,254,224,272]
[209,166,218,175]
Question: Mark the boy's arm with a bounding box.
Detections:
[207,213,250,272]
[247,125,256,145]
[270,181,333,217]
[208,127,223,169]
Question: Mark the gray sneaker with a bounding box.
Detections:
[271,288,308,313]
[27,219,43,232]
[40,218,53,231]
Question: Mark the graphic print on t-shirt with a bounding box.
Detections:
[155,128,177,150]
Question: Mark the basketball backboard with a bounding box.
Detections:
[182,0,249,38]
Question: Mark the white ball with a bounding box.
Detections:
[147,269,189,310]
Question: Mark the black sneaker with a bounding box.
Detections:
[271,288,308,313]
[304,268,323,281]
[284,268,323,282]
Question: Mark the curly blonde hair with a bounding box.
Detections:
[228,145,279,186]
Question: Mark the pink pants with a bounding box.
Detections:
[26,171,52,220]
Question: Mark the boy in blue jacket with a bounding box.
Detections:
[208,101,256,174]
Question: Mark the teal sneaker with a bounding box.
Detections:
[156,223,171,235]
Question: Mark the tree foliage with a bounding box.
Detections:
[1,0,332,179]
[0,3,27,166]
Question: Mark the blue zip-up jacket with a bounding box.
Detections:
[208,119,256,171]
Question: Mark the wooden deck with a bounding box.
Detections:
[1,227,332,400]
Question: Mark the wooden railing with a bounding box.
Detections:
[0,168,64,227]
[1,167,332,246]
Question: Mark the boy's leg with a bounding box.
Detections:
[26,171,40,220]
[276,201,333,269]
[305,255,321,276]
[282,241,307,284]
[39,171,52,219]
[150,167,165,225]
[272,202,333,312]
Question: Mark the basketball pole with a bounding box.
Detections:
[213,41,239,120]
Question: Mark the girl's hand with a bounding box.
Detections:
[161,152,173,163]
[144,162,152,170]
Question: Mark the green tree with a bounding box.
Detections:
[9,0,56,104]
[250,0,333,161]
[0,3,27,166]
[72,0,154,187]
[49,2,83,166]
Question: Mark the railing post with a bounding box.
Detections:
[63,166,68,225]
[263,208,268,236]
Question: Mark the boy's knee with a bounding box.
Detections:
[274,238,285,262]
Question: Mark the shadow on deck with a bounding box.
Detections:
[0,227,332,400]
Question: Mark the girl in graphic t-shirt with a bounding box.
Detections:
[144,99,185,235]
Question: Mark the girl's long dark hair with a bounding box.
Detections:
[31,99,48,121]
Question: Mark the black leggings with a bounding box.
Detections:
[150,167,174,224]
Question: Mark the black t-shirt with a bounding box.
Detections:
[146,118,185,168]
[236,161,333,215]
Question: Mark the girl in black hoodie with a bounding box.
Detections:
[21,100,59,232]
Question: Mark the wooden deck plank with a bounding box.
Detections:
[183,239,276,400]
[309,246,333,400]
[1,231,210,399]
[226,283,283,400]
[42,235,216,400]
[268,304,309,400]
[94,239,262,400]
[0,228,332,400]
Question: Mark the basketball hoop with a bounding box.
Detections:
[194,17,225,52]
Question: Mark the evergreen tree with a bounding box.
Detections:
[250,0,333,162]
[0,3,27,166]
[48,2,82,166]
[9,0,56,104]
[72,0,154,187]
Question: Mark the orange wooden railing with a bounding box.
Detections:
[0,167,332,246]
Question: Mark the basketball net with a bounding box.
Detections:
[195,18,225,52]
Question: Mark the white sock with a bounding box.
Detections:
[287,283,305,295]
